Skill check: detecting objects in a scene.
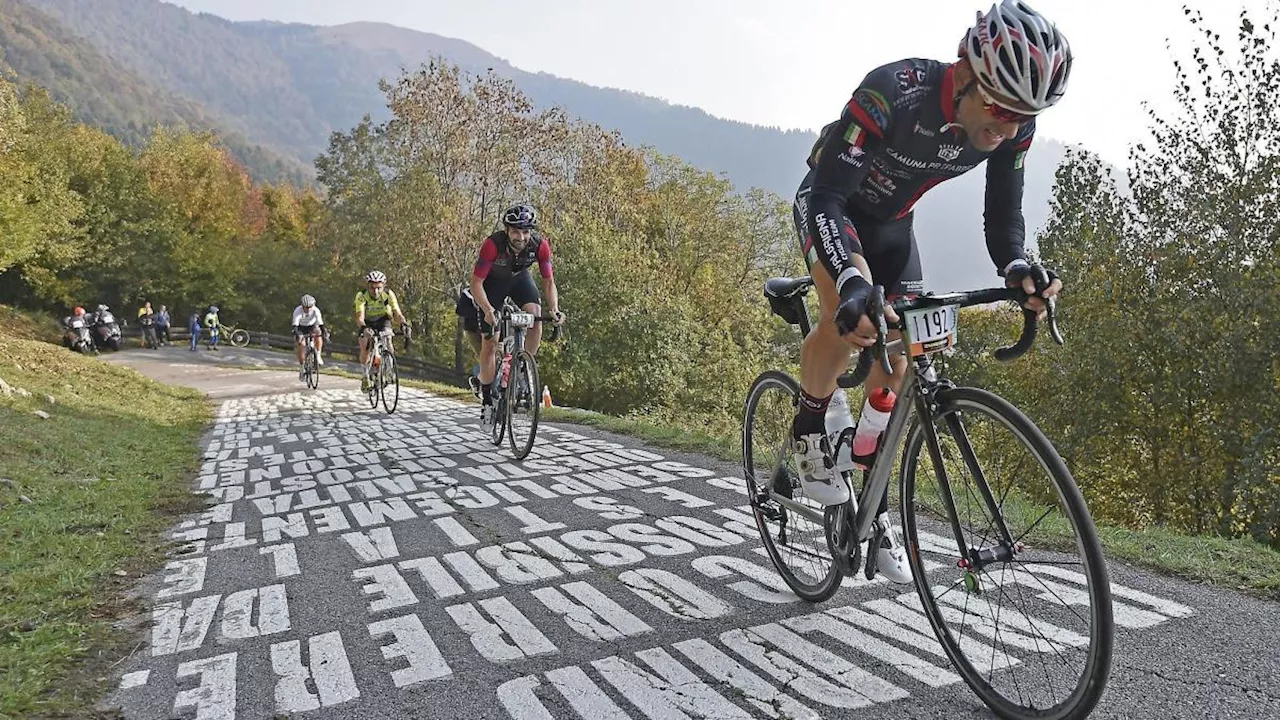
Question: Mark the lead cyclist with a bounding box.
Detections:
[788,0,1071,583]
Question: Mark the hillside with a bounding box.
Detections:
[0,0,309,184]
[20,0,1073,290]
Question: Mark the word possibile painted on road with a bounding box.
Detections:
[107,388,1197,719]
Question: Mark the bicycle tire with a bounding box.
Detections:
[366,357,380,409]
[380,352,399,414]
[228,328,250,347]
[506,350,540,460]
[899,385,1114,720]
[743,370,842,603]
[490,367,508,446]
[305,346,319,389]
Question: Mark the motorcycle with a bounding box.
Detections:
[63,316,97,355]
[92,308,122,351]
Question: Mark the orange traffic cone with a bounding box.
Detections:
[542,385,552,408]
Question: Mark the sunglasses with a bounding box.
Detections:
[975,84,1035,125]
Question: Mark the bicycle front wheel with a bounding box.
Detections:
[229,328,250,347]
[506,350,540,460]
[305,346,319,389]
[367,358,380,409]
[899,386,1113,720]
[490,376,508,446]
[742,370,841,603]
[379,352,399,413]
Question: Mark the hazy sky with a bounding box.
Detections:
[166,0,1273,169]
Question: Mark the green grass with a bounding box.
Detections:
[0,327,211,719]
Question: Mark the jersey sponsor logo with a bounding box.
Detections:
[852,88,891,130]
[894,66,928,92]
[937,144,963,161]
[814,212,848,266]
[868,169,898,194]
[885,147,980,174]
[913,122,936,137]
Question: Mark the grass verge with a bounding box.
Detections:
[0,327,211,719]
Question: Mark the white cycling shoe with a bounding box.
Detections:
[875,512,913,584]
[792,432,850,506]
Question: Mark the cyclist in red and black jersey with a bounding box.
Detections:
[788,0,1073,582]
[456,203,565,426]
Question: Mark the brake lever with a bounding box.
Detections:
[1029,265,1065,347]
[870,285,893,376]
[1046,295,1064,346]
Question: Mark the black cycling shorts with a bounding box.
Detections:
[793,168,924,300]
[361,316,391,338]
[455,271,541,336]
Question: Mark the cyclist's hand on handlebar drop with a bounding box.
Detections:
[1006,263,1062,320]
[834,277,898,349]
[551,309,566,326]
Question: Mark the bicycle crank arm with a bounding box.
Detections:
[864,521,886,581]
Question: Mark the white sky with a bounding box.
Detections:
[166,0,1274,169]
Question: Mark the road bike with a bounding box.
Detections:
[487,300,560,460]
[362,324,406,413]
[299,327,324,390]
[215,322,251,348]
[743,273,1114,720]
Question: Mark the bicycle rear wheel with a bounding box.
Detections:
[742,370,842,603]
[229,328,250,347]
[380,352,399,413]
[506,350,540,460]
[900,386,1113,720]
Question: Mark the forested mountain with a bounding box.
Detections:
[15,0,1071,290]
[0,0,308,184]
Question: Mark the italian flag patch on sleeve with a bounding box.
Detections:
[843,123,866,148]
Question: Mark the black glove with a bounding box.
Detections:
[834,275,875,336]
[1004,262,1059,296]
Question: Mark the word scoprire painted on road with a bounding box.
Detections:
[107,388,1197,720]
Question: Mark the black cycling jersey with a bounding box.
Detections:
[805,58,1033,289]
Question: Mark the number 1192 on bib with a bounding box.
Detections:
[903,303,959,358]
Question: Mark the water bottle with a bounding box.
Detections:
[852,387,897,467]
[825,388,857,472]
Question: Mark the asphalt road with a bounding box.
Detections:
[96,346,1279,720]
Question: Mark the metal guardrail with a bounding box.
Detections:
[121,325,468,387]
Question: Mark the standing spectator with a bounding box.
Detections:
[137,301,157,349]
[188,311,202,351]
[155,305,171,345]
[204,305,220,350]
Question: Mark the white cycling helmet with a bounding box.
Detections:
[364,270,386,283]
[301,294,315,308]
[962,0,1072,114]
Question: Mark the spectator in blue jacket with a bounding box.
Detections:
[188,311,202,351]
[155,305,172,345]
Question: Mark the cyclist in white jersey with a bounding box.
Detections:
[292,294,326,373]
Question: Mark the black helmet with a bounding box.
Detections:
[502,203,537,230]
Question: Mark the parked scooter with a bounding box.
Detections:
[90,304,122,351]
[62,307,97,355]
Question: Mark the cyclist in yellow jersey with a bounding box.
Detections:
[353,270,408,392]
